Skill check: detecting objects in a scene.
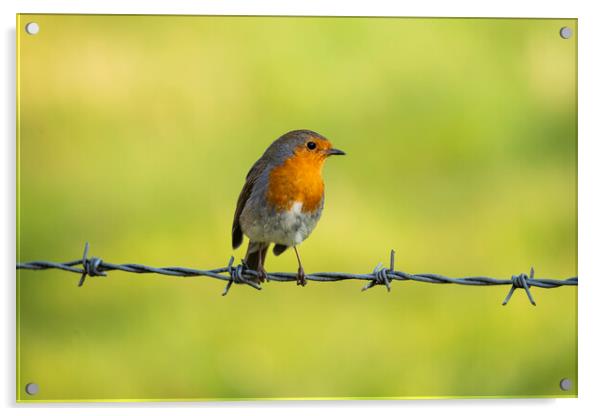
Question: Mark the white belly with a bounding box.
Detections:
[242,201,321,246]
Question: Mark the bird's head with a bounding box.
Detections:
[272,130,345,167]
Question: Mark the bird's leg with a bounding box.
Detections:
[293,246,307,286]
[256,247,267,283]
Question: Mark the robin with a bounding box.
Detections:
[232,129,345,286]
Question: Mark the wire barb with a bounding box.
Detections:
[78,242,107,287]
[16,246,577,304]
[362,249,396,292]
[223,256,261,296]
[502,267,536,306]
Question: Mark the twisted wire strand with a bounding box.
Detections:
[16,243,578,304]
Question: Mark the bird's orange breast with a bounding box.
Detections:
[266,152,325,213]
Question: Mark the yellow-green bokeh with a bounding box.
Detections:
[17,15,577,401]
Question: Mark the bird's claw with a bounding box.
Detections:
[296,267,307,286]
[257,265,268,283]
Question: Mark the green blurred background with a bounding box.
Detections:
[17,15,577,401]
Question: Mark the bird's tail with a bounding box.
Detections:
[244,241,269,281]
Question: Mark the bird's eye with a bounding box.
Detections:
[307,141,317,150]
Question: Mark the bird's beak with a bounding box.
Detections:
[326,148,346,156]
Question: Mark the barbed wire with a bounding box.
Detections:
[16,243,577,304]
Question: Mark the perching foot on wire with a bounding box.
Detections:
[293,246,307,286]
[296,266,307,286]
[256,264,268,283]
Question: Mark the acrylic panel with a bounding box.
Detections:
[16,14,577,401]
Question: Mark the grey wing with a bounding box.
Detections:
[232,158,267,249]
